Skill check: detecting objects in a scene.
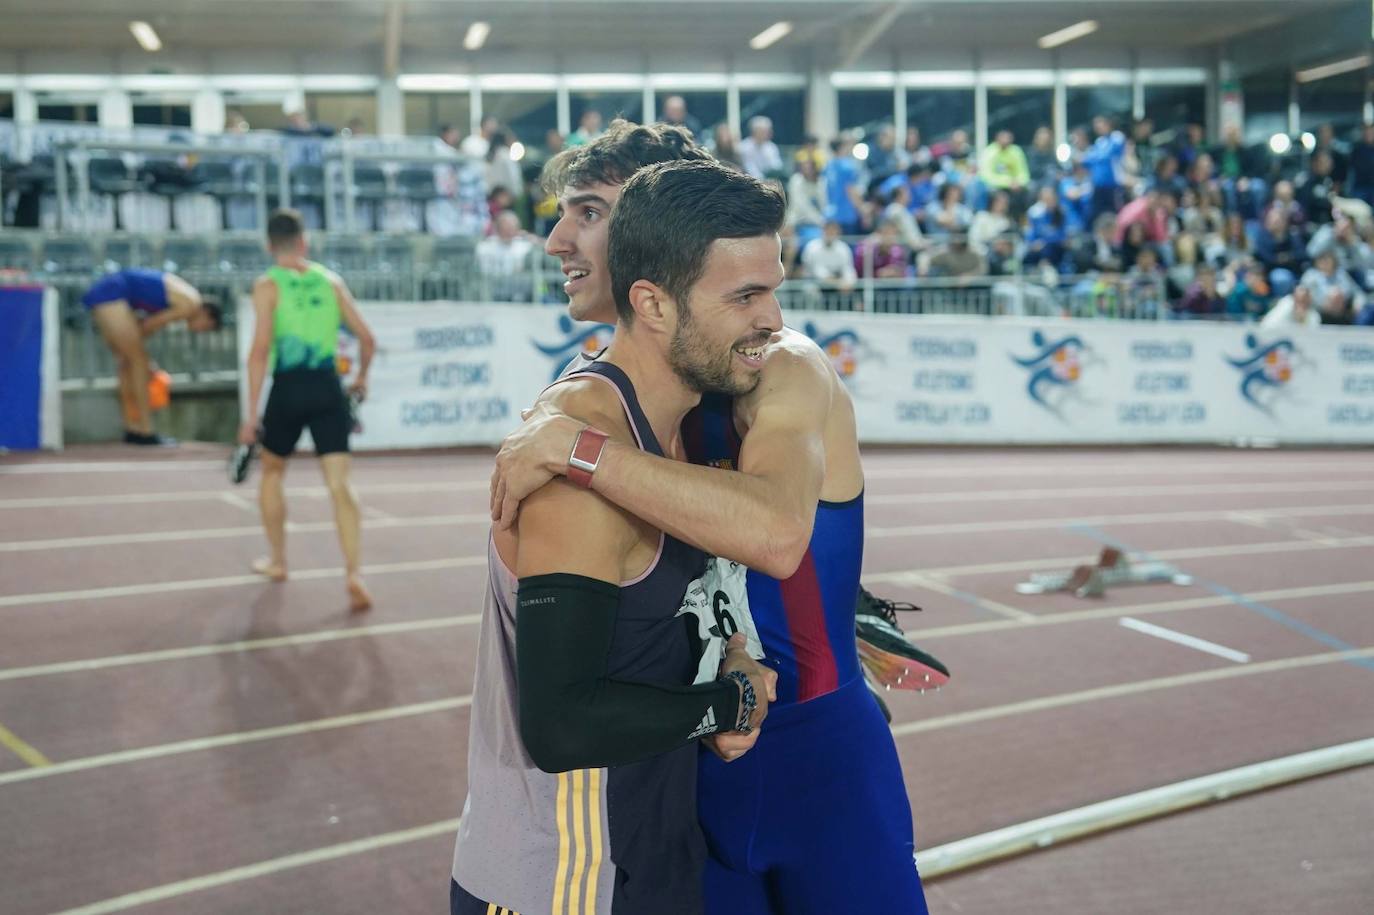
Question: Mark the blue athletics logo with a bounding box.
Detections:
[1009,330,1098,419]
[802,321,862,380]
[1224,333,1308,415]
[532,315,615,382]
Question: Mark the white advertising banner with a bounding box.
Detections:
[238,300,1374,448]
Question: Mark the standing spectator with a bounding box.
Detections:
[462,115,500,159]
[484,130,523,202]
[854,220,910,280]
[476,210,535,302]
[824,135,866,235]
[439,123,462,151]
[1068,126,1092,165]
[1253,208,1307,295]
[1211,125,1264,217]
[710,122,744,171]
[1295,151,1340,225]
[881,183,926,254]
[1300,250,1363,324]
[1025,186,1070,270]
[1084,115,1127,220]
[1313,123,1349,186]
[659,95,701,141]
[924,181,972,240]
[1261,283,1320,328]
[566,109,604,147]
[801,220,859,305]
[866,125,900,185]
[431,131,488,238]
[1025,126,1060,191]
[1178,264,1226,317]
[739,116,784,179]
[902,126,932,169]
[1348,122,1374,205]
[1059,160,1094,233]
[1125,118,1158,190]
[786,156,828,249]
[969,190,1013,255]
[1173,123,1206,171]
[979,129,1031,212]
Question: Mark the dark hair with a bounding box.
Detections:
[200,296,223,330]
[541,119,710,195]
[267,208,305,249]
[609,160,785,323]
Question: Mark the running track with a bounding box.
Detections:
[0,445,1371,914]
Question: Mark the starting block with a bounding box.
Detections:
[1015,547,1193,598]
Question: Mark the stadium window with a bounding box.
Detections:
[1299,70,1366,137]
[222,97,291,132]
[36,102,98,123]
[481,92,558,147]
[1066,85,1132,135]
[1241,71,1288,144]
[739,89,805,146]
[905,88,974,146]
[986,86,1053,147]
[653,91,726,143]
[570,91,644,130]
[0,93,12,119]
[132,103,193,128]
[405,92,472,139]
[1143,85,1205,135]
[838,89,895,139]
[308,93,378,135]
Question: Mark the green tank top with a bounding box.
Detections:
[268,262,341,373]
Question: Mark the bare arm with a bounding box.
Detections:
[330,274,376,395]
[492,346,832,578]
[238,277,276,444]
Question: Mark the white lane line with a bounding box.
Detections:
[908,579,1374,641]
[866,479,1374,507]
[7,645,1369,792]
[0,461,225,475]
[860,461,1374,481]
[890,645,1374,738]
[51,818,463,915]
[362,504,397,521]
[1118,617,1251,663]
[0,695,473,787]
[0,480,489,509]
[868,503,1374,538]
[219,492,254,512]
[0,556,484,609]
[903,573,1036,622]
[0,616,481,682]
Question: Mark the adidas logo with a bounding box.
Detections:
[687,706,716,739]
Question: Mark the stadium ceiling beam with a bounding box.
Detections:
[383,0,402,77]
[836,2,910,71]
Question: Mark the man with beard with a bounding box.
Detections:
[491,130,930,913]
[451,161,781,915]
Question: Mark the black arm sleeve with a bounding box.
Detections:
[516,573,741,774]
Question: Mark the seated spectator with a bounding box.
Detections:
[1125,245,1167,315]
[927,234,986,279]
[1058,161,1094,233]
[786,156,828,249]
[487,186,516,224]
[1172,123,1206,171]
[1177,264,1225,317]
[1125,118,1158,190]
[979,129,1031,207]
[1300,251,1364,324]
[854,220,910,280]
[1168,232,1202,297]
[924,182,972,240]
[778,223,804,279]
[462,115,500,159]
[1313,123,1350,186]
[881,183,926,253]
[485,131,523,202]
[1180,187,1226,242]
[1253,208,1307,294]
[1307,212,1374,287]
[1024,186,1070,270]
[824,135,866,235]
[1211,125,1265,218]
[1224,260,1272,321]
[900,126,932,170]
[985,234,1020,277]
[659,95,702,142]
[940,129,976,178]
[566,109,604,148]
[1119,222,1154,270]
[1186,151,1223,204]
[1260,283,1320,329]
[1206,211,1252,269]
[880,162,937,215]
[1115,189,1173,247]
[866,125,901,185]
[794,133,827,172]
[1068,126,1092,166]
[1025,126,1061,192]
[739,116,784,179]
[1148,155,1188,199]
[970,190,1013,255]
[1263,180,1308,232]
[1349,122,1374,206]
[1074,213,1125,274]
[1296,151,1340,225]
[711,123,744,172]
[802,220,858,286]
[476,210,535,302]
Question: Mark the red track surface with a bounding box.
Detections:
[1,445,1371,914]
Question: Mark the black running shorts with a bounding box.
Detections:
[260,369,351,458]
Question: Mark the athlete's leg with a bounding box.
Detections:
[91,302,153,434]
[254,451,288,580]
[320,452,370,611]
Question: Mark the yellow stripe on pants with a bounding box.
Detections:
[568,770,588,915]
[552,771,571,915]
[582,768,603,915]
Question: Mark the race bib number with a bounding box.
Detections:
[677,557,764,685]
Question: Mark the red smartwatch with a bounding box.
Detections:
[566,426,609,489]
